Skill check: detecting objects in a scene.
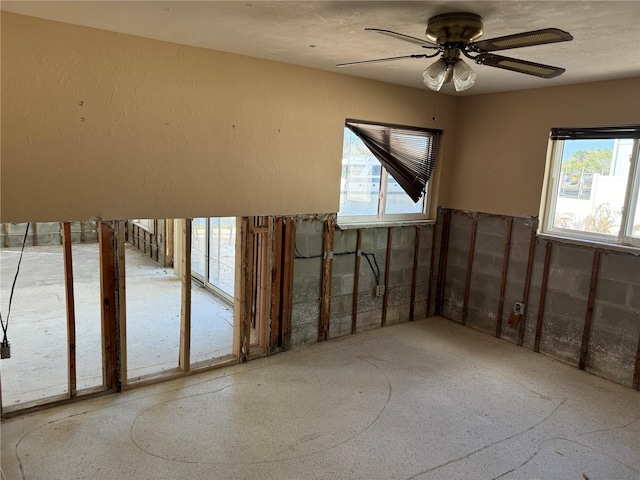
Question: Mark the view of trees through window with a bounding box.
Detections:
[549,137,639,243]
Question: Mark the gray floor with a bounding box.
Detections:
[1,316,638,480]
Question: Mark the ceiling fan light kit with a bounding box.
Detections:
[337,11,573,93]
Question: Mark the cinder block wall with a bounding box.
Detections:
[291,218,436,346]
[0,221,98,247]
[440,208,640,389]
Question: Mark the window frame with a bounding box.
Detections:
[541,127,640,249]
[338,121,440,226]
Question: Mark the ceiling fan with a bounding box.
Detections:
[337,12,573,92]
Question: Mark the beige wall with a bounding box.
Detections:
[1,13,458,223]
[448,77,640,217]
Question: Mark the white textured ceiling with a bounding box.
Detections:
[2,1,639,95]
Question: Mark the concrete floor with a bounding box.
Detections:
[0,243,233,407]
[2,316,638,480]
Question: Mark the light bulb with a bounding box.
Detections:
[423,59,448,91]
[452,60,476,92]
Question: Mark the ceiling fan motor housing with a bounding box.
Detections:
[426,12,484,44]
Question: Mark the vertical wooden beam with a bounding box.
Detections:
[32,222,38,246]
[426,223,438,318]
[409,226,421,321]
[633,332,640,390]
[381,228,393,327]
[436,209,452,316]
[533,241,552,353]
[495,217,513,338]
[518,218,539,346]
[179,219,192,371]
[241,217,255,361]
[319,218,335,341]
[351,229,363,334]
[462,214,478,325]
[165,219,174,268]
[98,222,118,389]
[62,222,77,398]
[270,218,284,350]
[579,249,601,370]
[116,221,127,387]
[281,218,295,350]
[2,223,9,248]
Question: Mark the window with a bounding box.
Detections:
[339,120,441,223]
[542,126,640,248]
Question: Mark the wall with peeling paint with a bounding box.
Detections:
[1,12,458,223]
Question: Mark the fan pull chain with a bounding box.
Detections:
[432,92,438,122]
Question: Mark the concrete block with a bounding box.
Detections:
[469,271,502,297]
[38,222,62,234]
[293,257,322,279]
[599,252,640,285]
[388,285,412,306]
[466,307,496,335]
[357,292,383,313]
[414,300,427,320]
[332,255,355,276]
[355,310,375,333]
[474,231,508,256]
[329,314,352,339]
[547,290,588,318]
[442,284,464,322]
[594,278,630,307]
[627,285,640,310]
[551,244,594,272]
[546,267,584,297]
[539,312,583,366]
[291,301,320,328]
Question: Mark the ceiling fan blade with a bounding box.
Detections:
[336,54,432,67]
[365,28,440,49]
[469,28,573,52]
[476,54,566,78]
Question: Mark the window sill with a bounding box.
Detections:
[538,233,640,256]
[337,219,436,230]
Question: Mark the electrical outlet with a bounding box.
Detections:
[513,302,525,315]
[375,285,385,297]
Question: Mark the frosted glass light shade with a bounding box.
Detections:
[423,59,448,91]
[452,60,476,92]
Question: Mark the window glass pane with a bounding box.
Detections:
[339,129,381,217]
[552,139,629,236]
[632,190,640,239]
[207,217,236,297]
[191,218,206,278]
[385,174,425,214]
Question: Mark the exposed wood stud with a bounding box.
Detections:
[32,222,38,246]
[179,219,192,372]
[98,222,118,389]
[2,223,9,248]
[281,218,295,350]
[381,228,393,327]
[579,249,601,370]
[409,226,421,321]
[351,229,363,334]
[496,217,513,338]
[319,218,335,341]
[426,224,437,317]
[270,218,284,350]
[116,221,127,388]
[534,241,552,353]
[62,222,77,397]
[518,218,539,347]
[436,209,452,316]
[165,219,174,268]
[462,214,478,325]
[241,217,255,361]
[633,332,640,390]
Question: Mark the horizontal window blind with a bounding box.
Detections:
[346,120,441,203]
[550,125,640,140]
